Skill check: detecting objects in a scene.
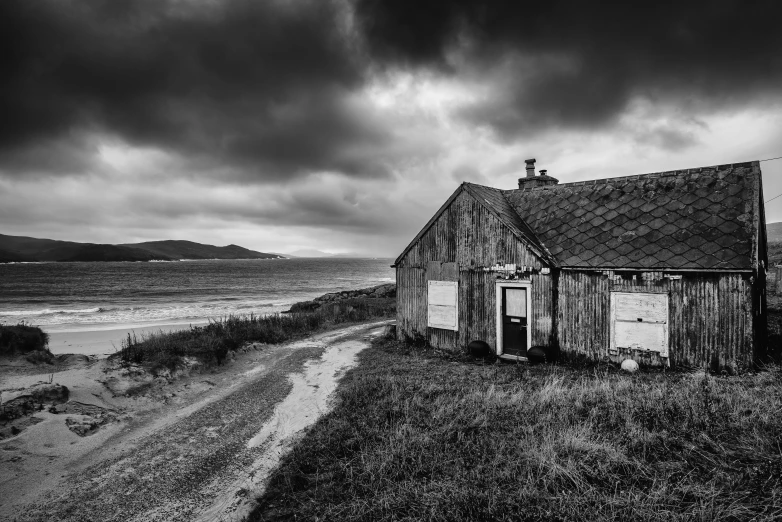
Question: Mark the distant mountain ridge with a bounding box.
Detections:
[0,234,284,263]
[287,249,333,258]
[119,240,281,261]
[286,249,365,258]
[767,222,782,243]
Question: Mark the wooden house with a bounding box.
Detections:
[393,160,768,371]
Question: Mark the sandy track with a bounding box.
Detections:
[6,322,387,522]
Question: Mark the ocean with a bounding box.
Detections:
[0,258,395,337]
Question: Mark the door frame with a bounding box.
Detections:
[495,280,532,360]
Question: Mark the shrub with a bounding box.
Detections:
[25,350,54,365]
[0,322,50,355]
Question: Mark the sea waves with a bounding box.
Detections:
[0,301,291,327]
[0,257,395,330]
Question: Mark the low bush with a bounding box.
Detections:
[0,322,50,356]
[24,350,54,365]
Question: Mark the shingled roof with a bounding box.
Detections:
[501,162,763,270]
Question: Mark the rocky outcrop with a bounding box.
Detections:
[63,403,119,436]
[1,383,70,421]
[287,283,396,313]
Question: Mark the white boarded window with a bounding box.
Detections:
[610,292,668,357]
[428,281,458,331]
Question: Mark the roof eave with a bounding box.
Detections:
[393,184,466,267]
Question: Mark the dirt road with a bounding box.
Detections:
[4,322,387,522]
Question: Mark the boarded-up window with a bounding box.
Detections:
[610,292,668,357]
[428,281,458,331]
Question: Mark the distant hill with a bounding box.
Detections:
[0,233,284,263]
[330,252,365,258]
[767,222,782,266]
[121,240,282,260]
[767,222,782,243]
[0,248,31,263]
[286,249,366,258]
[287,249,333,257]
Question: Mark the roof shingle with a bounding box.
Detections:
[500,162,760,270]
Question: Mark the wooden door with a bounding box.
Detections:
[502,287,528,357]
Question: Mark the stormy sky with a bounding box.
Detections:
[2,0,781,256]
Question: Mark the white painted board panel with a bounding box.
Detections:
[610,292,669,358]
[615,322,668,357]
[428,281,458,330]
[613,293,668,323]
[429,305,457,329]
[429,281,457,306]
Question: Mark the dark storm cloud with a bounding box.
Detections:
[355,0,782,137]
[0,0,396,179]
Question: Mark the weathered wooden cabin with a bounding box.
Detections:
[394,160,768,371]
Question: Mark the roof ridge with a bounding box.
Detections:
[501,161,759,191]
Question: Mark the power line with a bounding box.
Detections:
[759,155,782,203]
[766,193,782,204]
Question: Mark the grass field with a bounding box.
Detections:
[250,337,782,521]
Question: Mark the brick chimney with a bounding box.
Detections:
[525,158,536,177]
[517,161,559,189]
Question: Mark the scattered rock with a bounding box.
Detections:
[63,403,119,436]
[66,416,100,437]
[0,416,44,440]
[287,283,396,313]
[621,359,639,372]
[527,346,547,364]
[468,340,492,358]
[0,383,69,421]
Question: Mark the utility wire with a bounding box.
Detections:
[766,193,782,204]
[758,155,782,203]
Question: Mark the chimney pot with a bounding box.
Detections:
[524,158,536,178]
[518,161,559,189]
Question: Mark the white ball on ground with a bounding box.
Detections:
[621,359,639,372]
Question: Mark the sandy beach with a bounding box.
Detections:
[47,322,210,357]
[0,321,390,521]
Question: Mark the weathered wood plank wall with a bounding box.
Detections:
[558,270,755,370]
[396,189,551,351]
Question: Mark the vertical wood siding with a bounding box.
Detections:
[397,191,542,270]
[396,189,551,351]
[558,271,755,370]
